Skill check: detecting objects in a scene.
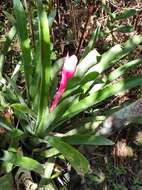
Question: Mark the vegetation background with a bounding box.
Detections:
[0,0,142,189]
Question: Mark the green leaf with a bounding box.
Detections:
[62,135,114,145]
[2,82,19,104]
[0,173,13,190]
[13,0,33,94]
[80,72,99,86]
[38,95,77,135]
[116,9,137,20]
[117,25,134,33]
[48,136,89,175]
[11,103,36,117]
[39,158,55,187]
[2,151,44,175]
[64,35,142,98]
[64,116,106,136]
[87,35,142,74]
[59,75,142,122]
[108,59,142,81]
[35,0,51,136]
[76,49,100,78]
[40,148,60,158]
[8,129,24,148]
[66,49,100,90]
[9,128,24,139]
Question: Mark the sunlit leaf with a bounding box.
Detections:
[64,116,106,136]
[108,59,142,81]
[66,49,100,91]
[87,35,142,74]
[59,75,142,122]
[76,49,100,78]
[40,148,60,158]
[35,0,51,136]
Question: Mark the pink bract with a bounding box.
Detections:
[50,54,78,112]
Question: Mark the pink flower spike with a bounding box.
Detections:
[50,54,78,112]
[62,54,78,79]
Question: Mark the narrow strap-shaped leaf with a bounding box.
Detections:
[76,49,100,78]
[117,25,134,33]
[35,0,51,135]
[108,59,142,81]
[64,116,106,136]
[87,35,142,74]
[39,158,55,186]
[13,0,33,94]
[65,35,142,96]
[40,148,59,158]
[58,75,142,122]
[48,136,89,175]
[61,134,114,145]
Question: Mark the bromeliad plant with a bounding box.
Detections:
[0,0,142,189]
